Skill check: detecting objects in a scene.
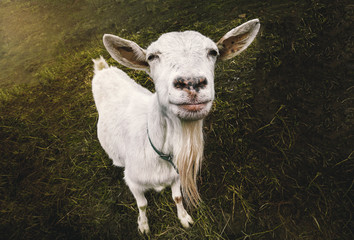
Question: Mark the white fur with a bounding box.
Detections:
[92,19,260,234]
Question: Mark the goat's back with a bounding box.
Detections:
[92,64,151,111]
[92,61,152,167]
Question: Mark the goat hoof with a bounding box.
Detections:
[179,212,194,228]
[138,221,150,234]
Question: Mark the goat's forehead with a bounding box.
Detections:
[147,31,216,53]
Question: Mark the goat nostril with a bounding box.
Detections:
[199,77,208,87]
[194,77,207,90]
[174,77,186,89]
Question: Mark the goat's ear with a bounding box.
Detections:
[103,34,149,70]
[216,19,260,61]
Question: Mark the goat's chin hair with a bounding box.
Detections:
[171,103,212,121]
[177,113,206,121]
[174,120,204,207]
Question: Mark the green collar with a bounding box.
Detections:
[147,128,178,174]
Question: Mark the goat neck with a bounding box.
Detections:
[147,94,204,207]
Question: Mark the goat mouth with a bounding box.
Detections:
[175,102,210,112]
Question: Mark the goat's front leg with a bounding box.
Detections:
[129,185,150,234]
[171,180,194,228]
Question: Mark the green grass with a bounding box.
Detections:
[0,0,353,239]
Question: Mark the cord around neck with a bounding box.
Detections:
[147,127,178,174]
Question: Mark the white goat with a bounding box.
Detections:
[92,19,260,234]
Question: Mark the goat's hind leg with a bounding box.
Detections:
[171,180,194,228]
[128,184,150,234]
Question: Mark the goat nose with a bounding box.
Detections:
[173,76,208,92]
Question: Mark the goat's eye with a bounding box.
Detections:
[208,49,218,57]
[147,54,159,61]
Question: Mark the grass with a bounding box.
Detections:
[0,0,353,239]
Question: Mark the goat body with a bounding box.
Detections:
[92,19,260,234]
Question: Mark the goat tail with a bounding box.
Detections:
[93,56,109,74]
